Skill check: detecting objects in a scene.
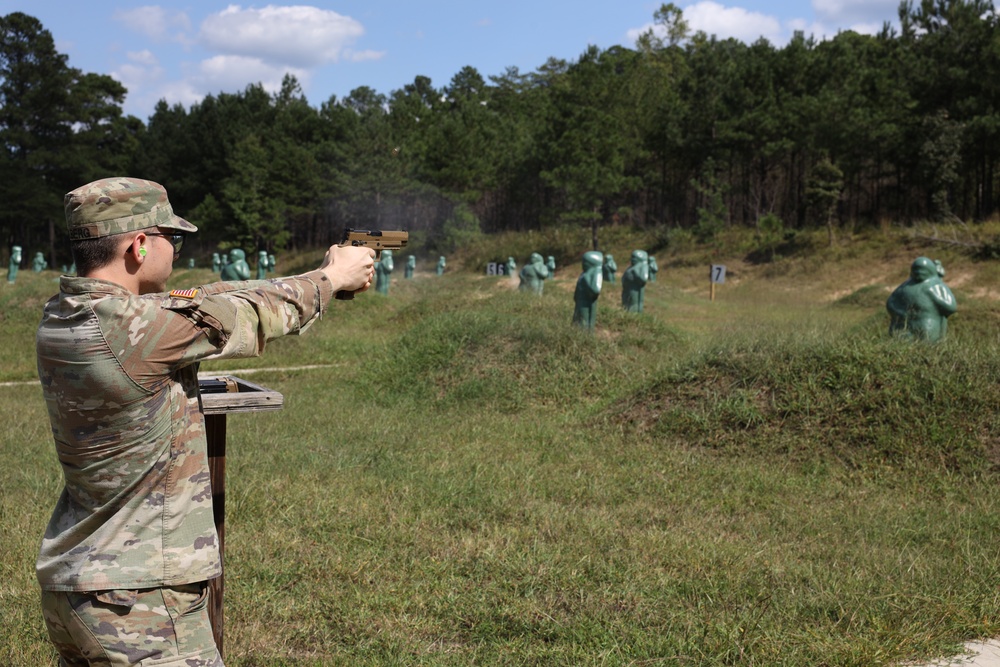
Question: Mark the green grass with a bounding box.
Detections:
[2,231,999,665]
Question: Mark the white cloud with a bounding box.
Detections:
[812,0,900,25]
[684,2,783,43]
[786,18,885,42]
[786,18,830,40]
[148,80,210,111]
[114,6,192,42]
[111,51,163,96]
[111,52,168,118]
[113,63,158,88]
[625,1,897,48]
[345,49,385,63]
[111,4,380,118]
[127,50,159,67]
[116,55,310,119]
[627,2,782,45]
[195,55,309,94]
[199,5,365,68]
[845,21,886,36]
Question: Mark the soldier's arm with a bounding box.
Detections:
[108,272,336,384]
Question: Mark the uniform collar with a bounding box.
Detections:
[59,275,133,297]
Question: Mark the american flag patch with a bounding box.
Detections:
[169,288,198,299]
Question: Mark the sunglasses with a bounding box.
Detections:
[145,232,186,254]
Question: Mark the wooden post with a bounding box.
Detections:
[205,413,227,656]
[199,376,283,660]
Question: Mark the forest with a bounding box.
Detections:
[2,1,1000,268]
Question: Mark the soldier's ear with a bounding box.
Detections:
[128,233,146,262]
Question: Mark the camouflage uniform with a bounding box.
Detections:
[36,177,335,666]
[41,584,219,666]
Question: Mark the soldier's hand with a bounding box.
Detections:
[320,245,375,294]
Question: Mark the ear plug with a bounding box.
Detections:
[139,247,147,257]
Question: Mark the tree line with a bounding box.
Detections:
[2,1,999,268]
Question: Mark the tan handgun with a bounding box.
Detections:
[336,228,409,300]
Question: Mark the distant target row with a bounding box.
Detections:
[490,251,957,339]
[207,249,448,289]
[105,246,951,341]
[573,251,657,330]
[495,250,660,331]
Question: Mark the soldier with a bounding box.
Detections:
[33,251,47,272]
[35,177,374,666]
[404,255,416,279]
[436,255,447,275]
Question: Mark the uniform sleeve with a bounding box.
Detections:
[192,270,334,361]
[100,271,334,389]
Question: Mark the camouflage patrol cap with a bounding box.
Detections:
[65,177,198,240]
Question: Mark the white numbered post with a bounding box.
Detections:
[710,264,726,301]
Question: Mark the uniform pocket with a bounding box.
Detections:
[156,582,219,662]
[162,582,209,616]
[91,589,140,608]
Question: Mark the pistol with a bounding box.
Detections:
[336,228,409,300]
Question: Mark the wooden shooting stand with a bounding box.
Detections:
[199,375,284,659]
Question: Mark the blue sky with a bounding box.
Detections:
[3,1,902,121]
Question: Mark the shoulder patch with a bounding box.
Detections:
[162,287,205,311]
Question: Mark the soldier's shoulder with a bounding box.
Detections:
[89,290,150,320]
[160,287,206,310]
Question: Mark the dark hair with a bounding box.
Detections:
[71,234,131,275]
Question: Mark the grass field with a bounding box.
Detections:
[2,225,999,666]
